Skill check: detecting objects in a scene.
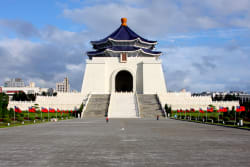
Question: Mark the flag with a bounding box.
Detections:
[240,106,245,112]
[57,109,60,113]
[199,108,204,113]
[236,106,245,112]
[190,108,195,112]
[14,106,22,113]
[186,109,189,113]
[49,108,55,113]
[29,107,36,113]
[207,107,213,112]
[41,107,48,113]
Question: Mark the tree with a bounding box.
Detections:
[12,91,29,101]
[41,91,47,96]
[0,93,9,119]
[165,104,172,117]
[78,103,84,117]
[27,94,36,101]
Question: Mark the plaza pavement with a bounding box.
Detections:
[0,118,250,167]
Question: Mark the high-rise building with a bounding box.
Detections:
[4,78,25,87]
[56,77,70,92]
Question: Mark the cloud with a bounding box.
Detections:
[63,0,250,39]
[0,19,39,38]
[161,45,250,92]
[0,32,86,91]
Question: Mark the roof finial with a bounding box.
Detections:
[121,18,127,26]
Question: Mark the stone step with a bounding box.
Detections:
[137,94,164,118]
[108,93,138,118]
[83,94,110,118]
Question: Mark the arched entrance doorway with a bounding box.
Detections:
[115,70,133,92]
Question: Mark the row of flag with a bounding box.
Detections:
[14,106,76,114]
[176,106,246,113]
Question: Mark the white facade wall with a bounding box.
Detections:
[158,92,239,110]
[81,56,167,94]
[143,61,167,94]
[8,93,85,111]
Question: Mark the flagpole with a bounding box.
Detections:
[234,109,236,126]
[199,111,201,120]
[206,110,207,122]
[218,111,220,123]
[14,107,15,125]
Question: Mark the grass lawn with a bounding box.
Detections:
[0,115,74,128]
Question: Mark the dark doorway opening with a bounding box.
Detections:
[115,70,133,92]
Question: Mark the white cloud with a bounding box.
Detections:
[161,45,250,92]
[63,0,250,39]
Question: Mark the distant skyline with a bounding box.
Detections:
[0,0,250,93]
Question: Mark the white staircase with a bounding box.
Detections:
[108,92,138,118]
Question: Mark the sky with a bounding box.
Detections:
[0,0,250,93]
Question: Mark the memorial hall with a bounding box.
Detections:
[8,18,239,118]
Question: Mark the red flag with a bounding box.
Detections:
[240,106,245,112]
[41,107,48,113]
[207,107,213,112]
[223,107,228,112]
[57,109,60,113]
[49,108,55,113]
[190,108,195,112]
[199,108,204,113]
[29,107,36,113]
[236,106,245,112]
[15,106,22,113]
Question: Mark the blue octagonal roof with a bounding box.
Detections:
[91,25,157,45]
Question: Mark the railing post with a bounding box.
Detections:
[81,93,92,119]
[135,93,140,118]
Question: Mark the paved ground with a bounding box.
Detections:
[0,118,250,167]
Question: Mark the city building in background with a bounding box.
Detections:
[4,78,25,87]
[56,77,70,92]
[1,78,52,97]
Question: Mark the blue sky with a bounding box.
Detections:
[0,0,250,93]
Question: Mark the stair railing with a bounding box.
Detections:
[107,93,113,118]
[135,93,141,118]
[81,93,92,119]
[156,94,167,117]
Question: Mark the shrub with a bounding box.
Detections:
[29,116,35,121]
[3,118,11,123]
[17,117,24,122]
[209,116,215,120]
[223,117,230,122]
